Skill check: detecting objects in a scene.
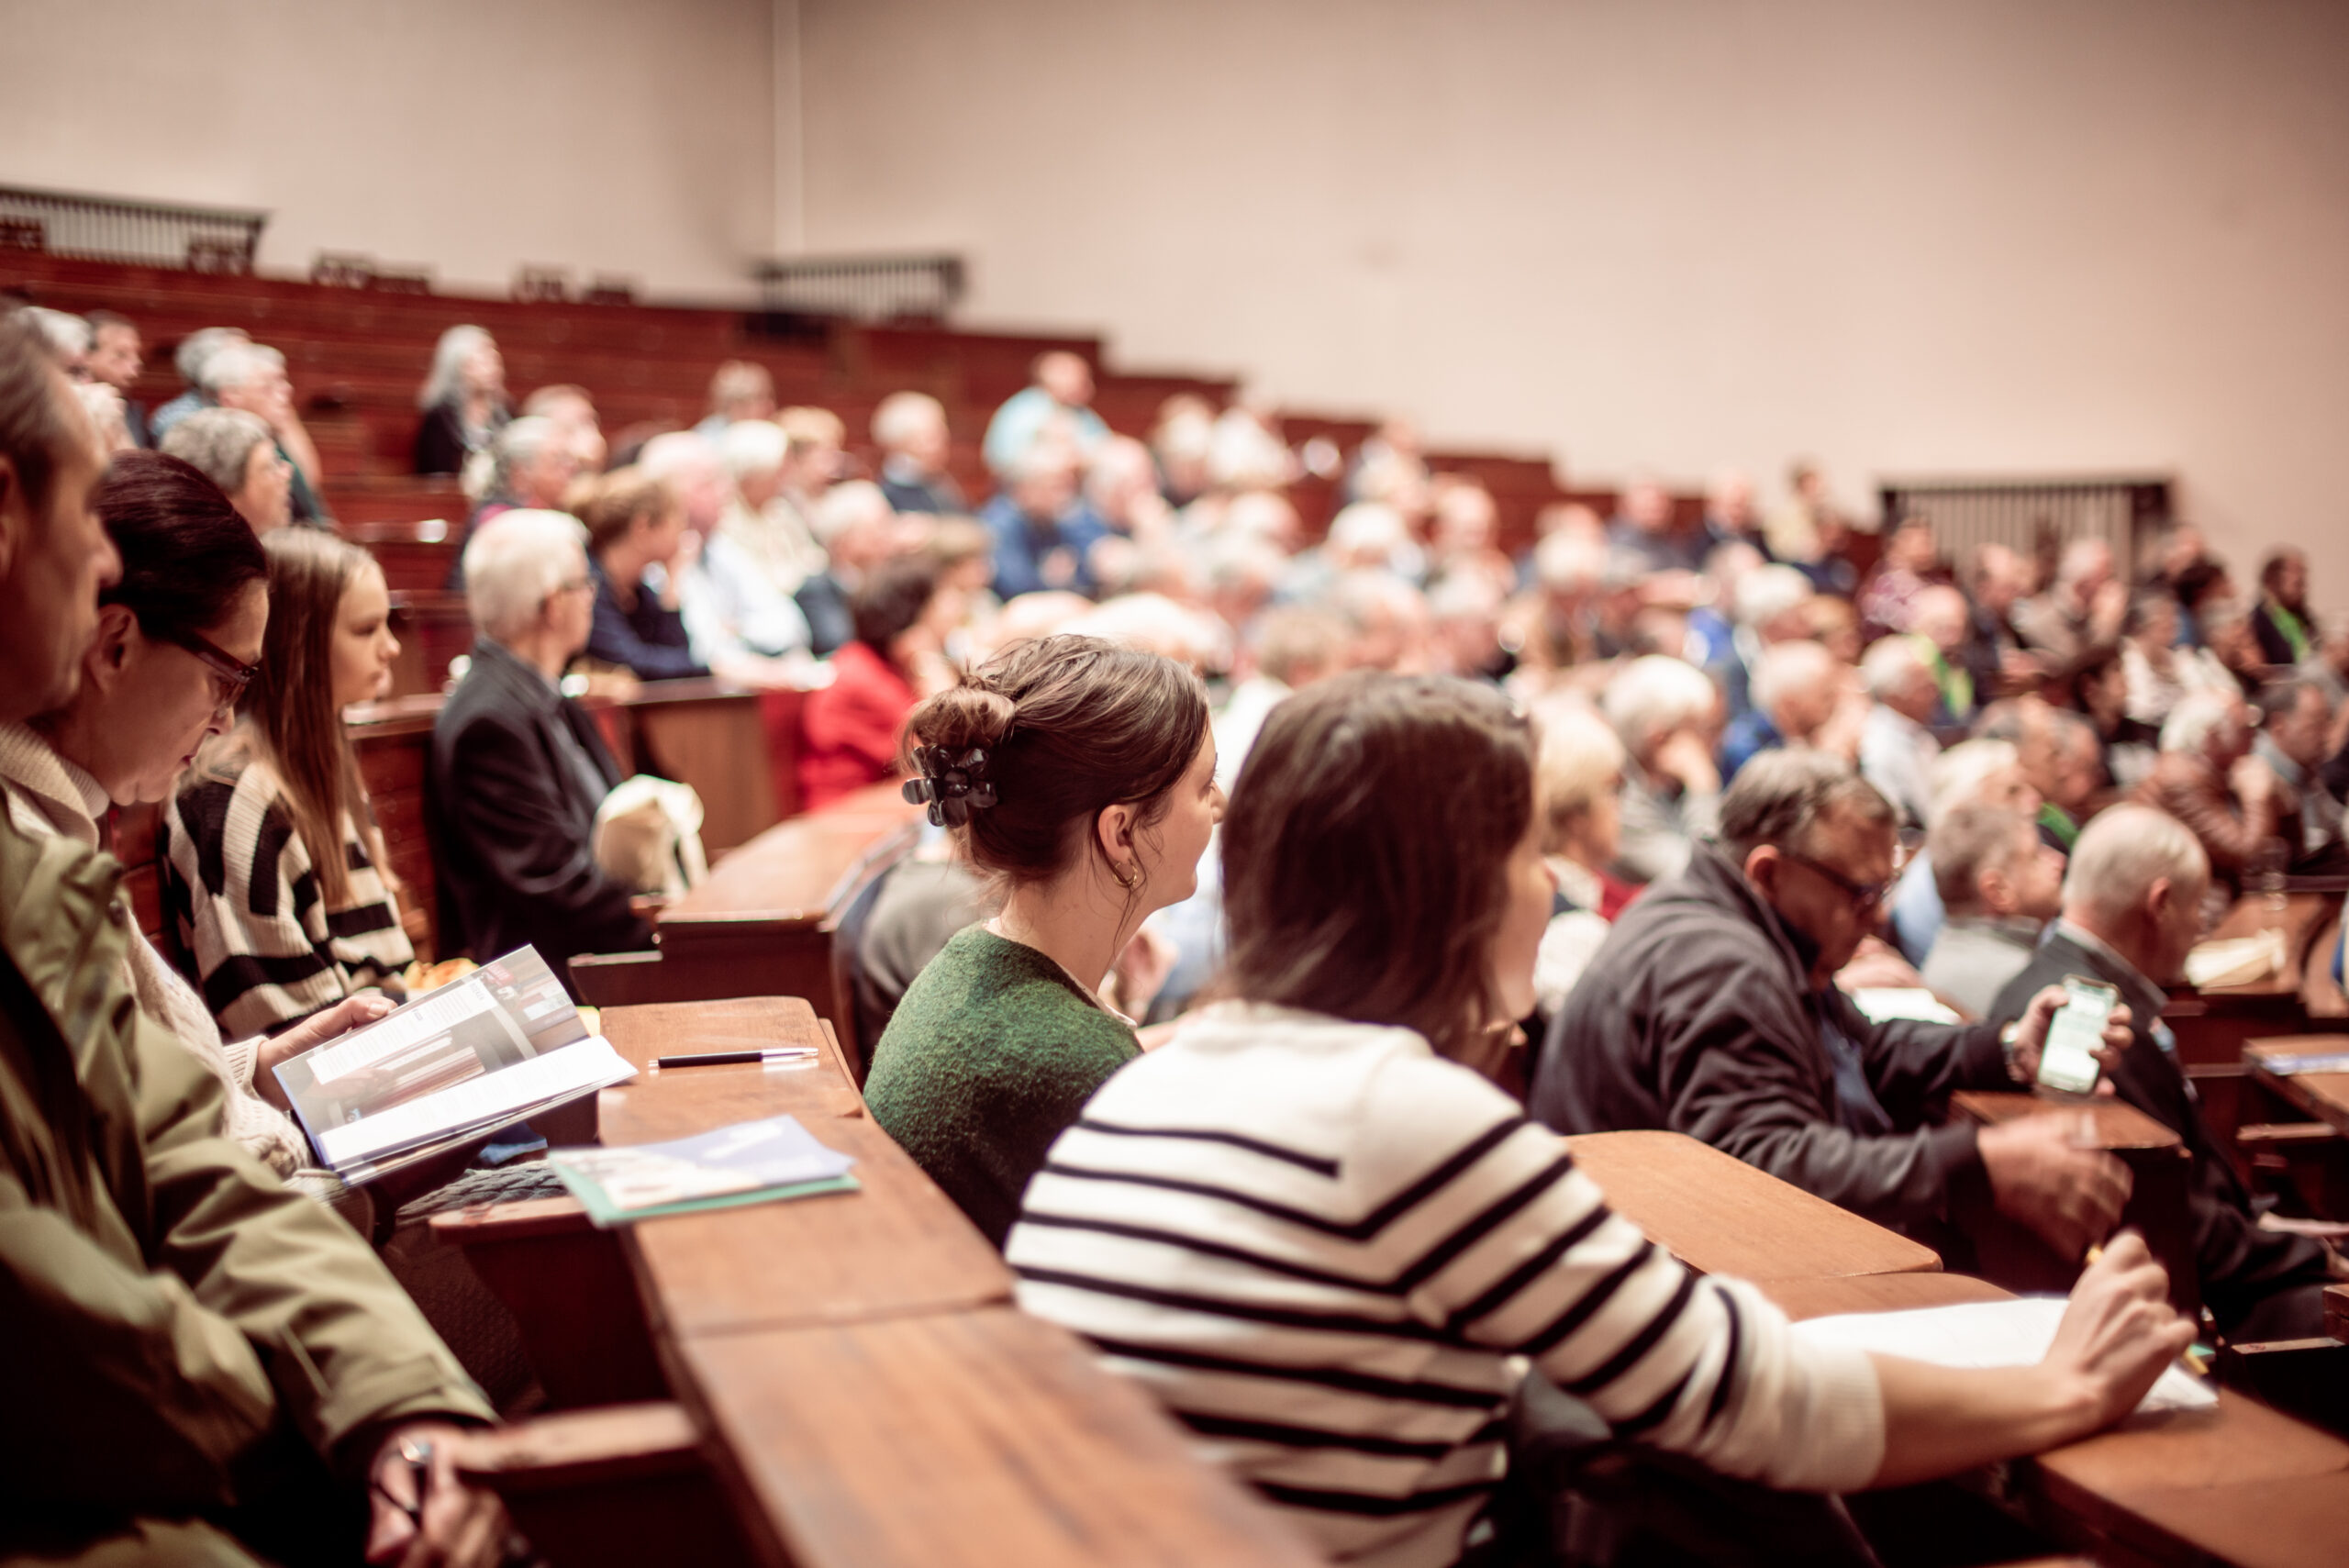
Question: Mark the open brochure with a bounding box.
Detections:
[548,1114,859,1227]
[273,946,636,1184]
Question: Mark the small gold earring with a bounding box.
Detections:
[1114,861,1142,890]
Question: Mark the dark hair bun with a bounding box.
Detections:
[900,634,1207,886]
[909,680,1016,754]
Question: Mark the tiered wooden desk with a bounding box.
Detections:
[1571,1130,2349,1566]
[584,997,1319,1568]
[572,783,925,1051]
[2166,893,2339,1068]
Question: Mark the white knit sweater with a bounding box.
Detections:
[0,723,333,1196]
[1007,1002,1886,1568]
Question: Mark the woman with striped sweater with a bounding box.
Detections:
[1008,671,2190,1568]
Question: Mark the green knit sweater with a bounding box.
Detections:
[864,925,1141,1247]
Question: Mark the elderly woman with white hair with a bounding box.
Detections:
[412,322,508,475]
[160,405,293,533]
[1602,653,1725,883]
[202,339,328,522]
[429,508,651,991]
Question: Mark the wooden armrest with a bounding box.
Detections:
[454,1403,760,1568]
[455,1403,700,1493]
[428,1194,594,1246]
[2235,1122,2345,1147]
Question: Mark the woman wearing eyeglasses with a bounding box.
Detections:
[164,524,417,1038]
[0,451,395,1202]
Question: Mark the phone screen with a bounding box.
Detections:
[2037,976,2116,1095]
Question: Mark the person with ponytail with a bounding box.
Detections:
[164,525,416,1036]
[863,633,1223,1247]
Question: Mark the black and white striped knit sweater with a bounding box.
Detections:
[1007,1003,1884,1568]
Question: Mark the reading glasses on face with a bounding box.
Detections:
[1779,849,1895,912]
[166,628,262,716]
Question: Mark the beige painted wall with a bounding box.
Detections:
[2,0,775,299]
[797,0,2349,609]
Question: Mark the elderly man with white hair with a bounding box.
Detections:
[1988,806,2343,1338]
[431,509,651,991]
[159,406,294,534]
[2132,688,2301,888]
[1720,637,1860,782]
[203,339,328,523]
[1887,737,2045,965]
[1603,654,1725,883]
[873,390,965,515]
[1858,636,1945,827]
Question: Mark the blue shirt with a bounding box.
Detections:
[1718,707,1783,784]
[587,559,706,681]
[979,494,1110,601]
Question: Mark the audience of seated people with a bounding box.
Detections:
[1009,671,2191,1568]
[0,316,511,1565]
[164,527,413,1037]
[10,281,2349,1567]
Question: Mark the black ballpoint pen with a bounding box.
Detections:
[653,1047,818,1068]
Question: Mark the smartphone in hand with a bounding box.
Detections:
[2037,974,2119,1095]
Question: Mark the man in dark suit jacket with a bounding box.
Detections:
[1986,803,2339,1340]
[431,512,651,994]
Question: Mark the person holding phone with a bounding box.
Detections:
[1989,804,2343,1339]
[1536,750,2137,1269]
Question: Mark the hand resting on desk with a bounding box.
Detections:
[1867,1231,2196,1488]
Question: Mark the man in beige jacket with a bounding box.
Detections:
[0,314,506,1566]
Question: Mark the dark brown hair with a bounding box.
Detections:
[852,555,941,652]
[94,450,267,645]
[237,528,379,908]
[902,634,1206,889]
[1219,671,1533,1058]
[0,313,80,515]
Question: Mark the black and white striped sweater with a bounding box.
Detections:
[1007,1003,1883,1568]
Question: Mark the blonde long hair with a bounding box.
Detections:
[238,529,382,908]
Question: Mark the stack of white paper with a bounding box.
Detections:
[1790,1296,2214,1414]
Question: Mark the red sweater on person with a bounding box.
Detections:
[796,640,918,811]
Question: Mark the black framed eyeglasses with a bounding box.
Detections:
[1778,849,1895,912]
[166,628,262,713]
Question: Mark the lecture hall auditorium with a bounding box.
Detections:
[4,4,2348,1567]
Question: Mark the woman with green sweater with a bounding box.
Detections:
[863,633,1221,1246]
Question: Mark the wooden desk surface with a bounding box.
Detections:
[2176,893,2336,1001]
[674,1307,1324,1568]
[1749,1269,2349,1567]
[2243,1036,2349,1136]
[597,999,1013,1338]
[1950,1090,2183,1151]
[663,781,924,933]
[1756,1270,2014,1320]
[1563,1129,1942,1281]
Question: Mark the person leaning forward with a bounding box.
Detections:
[1531,749,2134,1270]
[0,315,508,1566]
